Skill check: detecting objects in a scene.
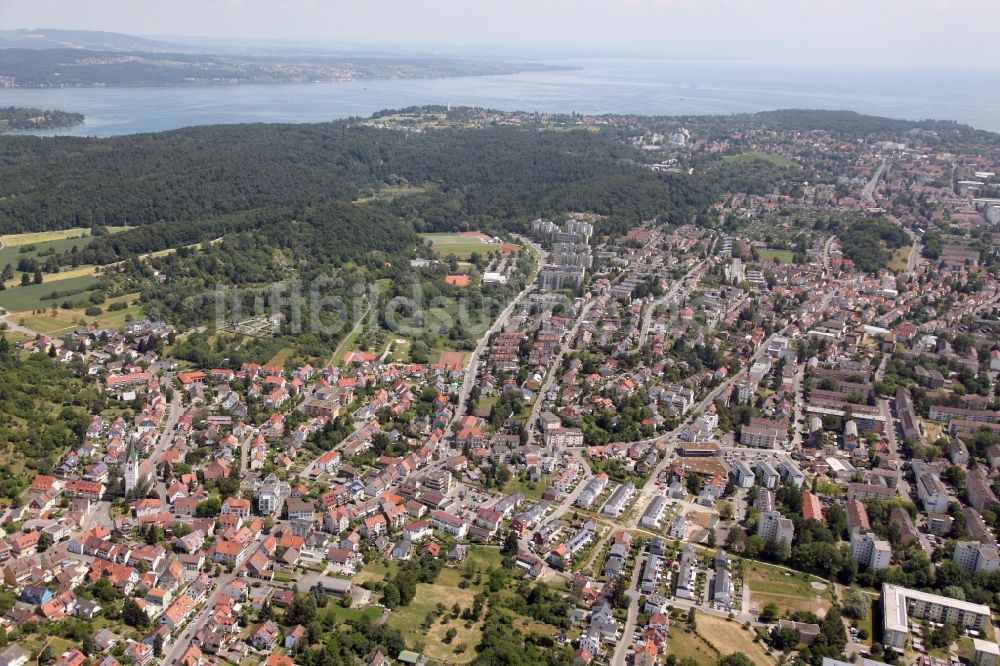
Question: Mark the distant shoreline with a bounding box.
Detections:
[0,106,84,132]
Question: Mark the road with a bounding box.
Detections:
[526,296,600,445]
[862,159,887,206]
[150,389,185,505]
[163,572,236,665]
[789,362,806,450]
[449,237,545,439]
[627,329,790,527]
[612,552,645,666]
[518,451,593,558]
[635,261,707,351]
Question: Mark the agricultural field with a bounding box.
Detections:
[0,227,128,248]
[0,274,100,312]
[0,226,129,270]
[439,349,469,368]
[758,248,796,264]
[14,293,144,334]
[697,614,776,665]
[745,561,834,617]
[421,232,509,259]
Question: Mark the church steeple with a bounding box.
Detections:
[125,439,140,495]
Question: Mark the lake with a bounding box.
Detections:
[2,58,999,136]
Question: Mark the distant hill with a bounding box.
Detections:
[0,28,184,52]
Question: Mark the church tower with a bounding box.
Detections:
[124,440,140,496]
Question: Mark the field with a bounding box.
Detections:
[474,395,498,419]
[723,152,797,168]
[422,232,498,259]
[355,183,429,204]
[11,292,143,333]
[745,561,834,617]
[0,226,129,273]
[380,547,504,663]
[439,349,468,369]
[666,624,717,665]
[697,614,775,665]
[267,346,296,366]
[0,274,100,312]
[888,245,912,273]
[0,227,128,248]
[758,248,795,264]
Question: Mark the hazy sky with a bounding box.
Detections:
[1,0,997,66]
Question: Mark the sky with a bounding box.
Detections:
[0,0,998,66]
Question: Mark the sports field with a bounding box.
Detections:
[758,248,795,264]
[422,232,503,259]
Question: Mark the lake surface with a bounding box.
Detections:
[2,58,999,136]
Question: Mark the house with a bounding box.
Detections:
[249,620,280,650]
[284,624,306,650]
[0,645,30,666]
[430,510,468,538]
[53,649,87,666]
[124,643,153,666]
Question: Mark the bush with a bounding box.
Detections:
[108,301,128,311]
[84,306,102,316]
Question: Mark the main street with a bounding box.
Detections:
[612,553,645,666]
[448,237,546,440]
[163,572,237,665]
[635,260,710,351]
[150,388,185,505]
[526,295,601,444]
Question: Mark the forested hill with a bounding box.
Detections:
[0,121,712,240]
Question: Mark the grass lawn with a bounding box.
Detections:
[320,603,383,626]
[697,614,775,665]
[473,396,498,419]
[267,346,296,367]
[0,274,100,312]
[356,183,429,204]
[814,480,846,498]
[888,245,911,273]
[387,338,412,362]
[723,151,797,168]
[745,561,834,618]
[421,232,495,260]
[387,579,480,663]
[364,547,503,662]
[0,226,128,247]
[666,624,717,666]
[14,293,143,333]
[758,248,796,264]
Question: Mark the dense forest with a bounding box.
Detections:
[0,121,710,236]
[0,106,83,131]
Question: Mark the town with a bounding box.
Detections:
[0,107,999,666]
